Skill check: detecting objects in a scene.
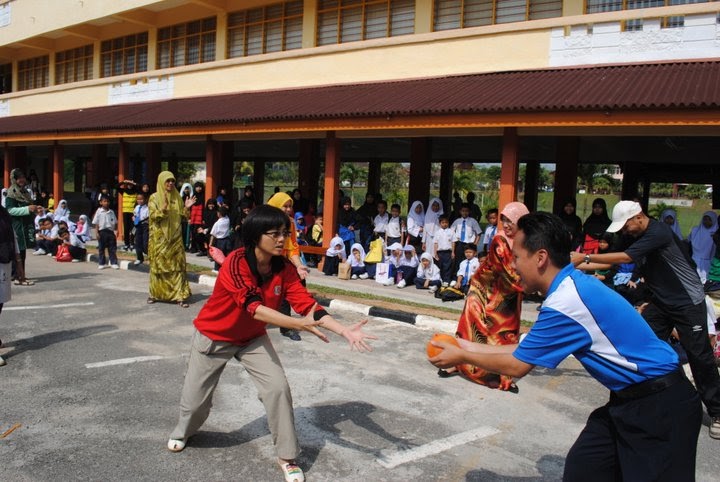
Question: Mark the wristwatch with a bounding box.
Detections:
[584,254,591,264]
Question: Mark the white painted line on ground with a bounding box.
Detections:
[376,426,500,469]
[4,302,95,311]
[85,355,176,369]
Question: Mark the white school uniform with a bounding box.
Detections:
[450,216,481,244]
[385,216,402,238]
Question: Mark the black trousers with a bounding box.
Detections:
[643,300,720,416]
[97,229,118,266]
[436,250,453,283]
[122,212,134,247]
[563,378,701,481]
[134,222,149,262]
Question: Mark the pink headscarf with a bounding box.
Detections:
[500,201,529,247]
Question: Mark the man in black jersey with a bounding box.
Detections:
[571,200,720,439]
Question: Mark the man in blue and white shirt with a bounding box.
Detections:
[431,212,701,481]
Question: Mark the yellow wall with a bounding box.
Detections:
[4,28,550,116]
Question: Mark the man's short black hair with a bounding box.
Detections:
[516,212,571,268]
[241,205,290,249]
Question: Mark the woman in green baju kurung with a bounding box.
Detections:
[147,171,195,307]
[5,169,39,286]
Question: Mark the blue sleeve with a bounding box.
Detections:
[513,309,591,369]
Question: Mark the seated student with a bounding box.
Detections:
[578,232,617,288]
[396,245,419,288]
[34,207,47,231]
[33,217,58,256]
[57,227,87,262]
[382,242,404,286]
[74,214,91,243]
[347,243,369,280]
[453,244,481,294]
[322,236,346,276]
[414,252,442,292]
[613,262,647,307]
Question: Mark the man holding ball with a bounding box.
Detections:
[429,212,701,481]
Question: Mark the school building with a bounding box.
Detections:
[1,0,719,240]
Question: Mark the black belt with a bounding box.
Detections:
[612,369,685,400]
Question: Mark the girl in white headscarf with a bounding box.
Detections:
[396,245,419,288]
[53,199,70,223]
[347,242,369,279]
[74,214,91,242]
[688,211,718,282]
[415,252,442,292]
[422,197,444,253]
[322,236,346,276]
[661,208,683,240]
[406,201,425,253]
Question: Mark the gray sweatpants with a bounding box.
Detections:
[169,330,300,460]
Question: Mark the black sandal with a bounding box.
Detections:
[147,297,156,304]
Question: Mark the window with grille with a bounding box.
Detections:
[228,1,303,57]
[434,0,562,30]
[586,0,711,29]
[55,45,93,84]
[157,17,216,68]
[18,55,49,91]
[0,63,11,94]
[101,32,148,78]
[317,0,415,46]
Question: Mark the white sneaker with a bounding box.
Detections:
[98,265,107,270]
[111,264,120,270]
[359,273,369,279]
[442,282,449,288]
[397,279,406,288]
[279,462,305,482]
[133,260,142,265]
[450,280,457,287]
[167,438,186,452]
[46,252,53,257]
[0,355,5,366]
[429,285,438,293]
[351,274,358,280]
[32,249,46,256]
[383,279,394,286]
[71,259,80,263]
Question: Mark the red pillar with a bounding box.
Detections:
[205,136,221,202]
[3,143,14,188]
[117,140,129,240]
[52,142,64,206]
[499,128,520,211]
[552,137,579,215]
[322,131,340,245]
[408,138,431,209]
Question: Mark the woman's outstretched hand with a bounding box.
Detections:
[299,304,329,343]
[341,319,378,352]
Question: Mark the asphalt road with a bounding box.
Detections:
[1,256,717,481]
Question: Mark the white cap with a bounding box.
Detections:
[606,201,643,233]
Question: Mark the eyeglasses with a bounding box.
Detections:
[264,230,290,240]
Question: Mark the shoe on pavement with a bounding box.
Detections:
[32,249,46,255]
[359,273,369,279]
[396,279,406,288]
[710,417,720,439]
[351,274,358,280]
[111,264,120,270]
[0,355,6,367]
[281,329,302,341]
[383,279,394,286]
[133,260,142,265]
[98,265,108,270]
[279,463,305,482]
[450,280,457,287]
[429,285,438,293]
[167,438,186,452]
[71,259,80,263]
[442,282,449,288]
[46,252,53,256]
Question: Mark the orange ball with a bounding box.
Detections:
[427,333,460,358]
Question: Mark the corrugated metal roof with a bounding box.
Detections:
[1,61,719,136]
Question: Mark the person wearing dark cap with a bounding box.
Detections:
[571,200,720,439]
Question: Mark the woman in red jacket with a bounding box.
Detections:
[167,205,376,482]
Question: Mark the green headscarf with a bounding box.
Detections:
[150,171,185,241]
